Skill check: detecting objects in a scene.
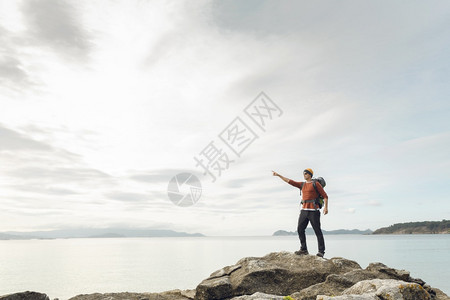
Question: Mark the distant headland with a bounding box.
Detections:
[373,220,450,234]
[274,220,450,236]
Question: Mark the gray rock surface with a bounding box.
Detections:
[291,261,438,300]
[194,252,361,300]
[68,289,195,300]
[317,279,431,300]
[229,292,286,299]
[0,292,50,300]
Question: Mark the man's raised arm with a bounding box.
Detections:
[272,171,290,183]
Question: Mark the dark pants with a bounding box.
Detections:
[297,210,325,253]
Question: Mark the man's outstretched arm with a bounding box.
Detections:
[272,171,290,183]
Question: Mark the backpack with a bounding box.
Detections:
[299,177,326,209]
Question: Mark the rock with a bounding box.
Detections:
[365,262,412,281]
[229,292,286,299]
[290,261,444,300]
[194,252,361,300]
[434,288,450,300]
[0,292,50,300]
[291,270,378,300]
[68,289,195,300]
[317,279,432,300]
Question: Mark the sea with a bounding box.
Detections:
[0,234,449,299]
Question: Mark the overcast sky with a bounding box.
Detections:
[1,0,449,236]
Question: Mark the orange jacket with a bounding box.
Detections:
[288,180,328,210]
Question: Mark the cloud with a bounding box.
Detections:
[7,166,111,184]
[105,191,150,203]
[20,0,92,61]
[0,55,32,88]
[210,1,313,36]
[9,184,80,196]
[0,25,36,92]
[129,169,202,184]
[209,0,450,102]
[0,124,81,167]
[0,1,94,93]
[0,124,114,201]
[224,176,263,189]
[0,124,53,152]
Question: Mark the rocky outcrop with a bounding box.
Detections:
[2,252,449,300]
[68,289,195,300]
[228,292,285,299]
[291,261,440,300]
[194,252,448,300]
[317,279,431,300]
[0,291,49,300]
[194,252,361,300]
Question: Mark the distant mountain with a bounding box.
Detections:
[273,228,373,236]
[373,220,450,234]
[0,233,41,240]
[87,233,125,238]
[0,228,205,240]
[327,229,373,235]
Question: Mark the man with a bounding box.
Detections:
[273,168,328,257]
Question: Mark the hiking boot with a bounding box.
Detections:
[316,252,325,258]
[294,249,309,255]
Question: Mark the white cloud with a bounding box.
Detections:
[21,0,92,61]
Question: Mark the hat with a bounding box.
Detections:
[304,168,313,176]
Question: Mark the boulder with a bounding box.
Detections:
[290,262,441,300]
[229,292,286,299]
[0,292,50,300]
[317,279,431,300]
[68,289,195,300]
[194,252,361,300]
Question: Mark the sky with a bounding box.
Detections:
[0,0,449,236]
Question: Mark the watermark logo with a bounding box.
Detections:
[219,117,258,157]
[194,92,282,183]
[167,92,282,206]
[167,173,202,207]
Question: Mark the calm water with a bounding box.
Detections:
[0,235,448,299]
